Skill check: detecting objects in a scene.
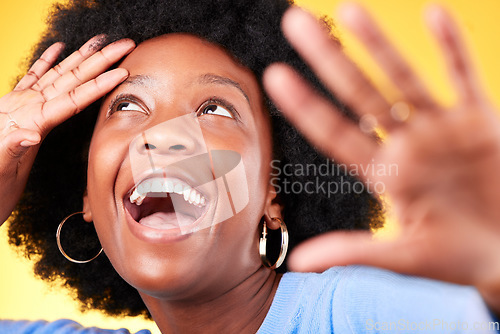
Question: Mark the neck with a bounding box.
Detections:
[141,267,282,334]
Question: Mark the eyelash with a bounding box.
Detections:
[107,94,147,118]
[196,97,239,120]
[107,95,240,120]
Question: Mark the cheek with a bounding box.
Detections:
[88,133,120,193]
[241,117,273,202]
[203,121,272,214]
[87,128,129,230]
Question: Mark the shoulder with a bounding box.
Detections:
[0,319,151,334]
[333,265,496,333]
[258,266,346,333]
[259,265,497,334]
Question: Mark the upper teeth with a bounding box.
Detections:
[129,177,206,207]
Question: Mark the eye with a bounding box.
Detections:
[200,104,233,118]
[107,94,148,117]
[116,101,142,112]
[197,97,239,119]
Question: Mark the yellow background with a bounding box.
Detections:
[1,1,499,333]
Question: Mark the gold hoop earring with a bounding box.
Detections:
[56,211,103,264]
[260,217,289,269]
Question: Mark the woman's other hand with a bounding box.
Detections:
[264,4,500,312]
[0,36,134,225]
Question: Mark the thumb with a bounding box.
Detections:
[288,231,413,273]
[0,128,41,169]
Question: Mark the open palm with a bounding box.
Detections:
[264,4,500,311]
[0,36,135,224]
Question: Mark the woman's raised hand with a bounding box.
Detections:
[264,4,500,311]
[0,36,135,224]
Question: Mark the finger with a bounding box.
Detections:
[264,63,377,172]
[14,42,65,91]
[425,5,484,104]
[282,7,396,131]
[0,128,41,165]
[40,38,135,101]
[36,68,128,132]
[287,231,414,274]
[33,34,107,91]
[338,3,436,109]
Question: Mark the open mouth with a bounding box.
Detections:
[124,177,209,231]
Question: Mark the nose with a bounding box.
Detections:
[139,138,190,155]
[134,114,204,157]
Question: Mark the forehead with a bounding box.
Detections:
[118,34,258,91]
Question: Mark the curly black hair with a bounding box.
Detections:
[8,0,383,319]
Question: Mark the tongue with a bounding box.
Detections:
[139,212,179,230]
[139,212,195,230]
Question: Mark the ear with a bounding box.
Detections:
[263,183,284,230]
[82,190,93,223]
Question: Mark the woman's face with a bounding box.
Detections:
[86,34,276,300]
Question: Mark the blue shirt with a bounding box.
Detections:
[259,265,499,333]
[2,266,498,333]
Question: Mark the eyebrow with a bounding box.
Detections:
[119,73,251,105]
[121,74,157,86]
[198,74,250,103]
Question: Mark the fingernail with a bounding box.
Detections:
[283,6,329,43]
[424,5,446,38]
[338,3,373,37]
[284,6,314,27]
[87,34,108,52]
[20,140,39,147]
[107,68,129,83]
[56,42,66,51]
[20,133,41,147]
[113,39,136,54]
[117,68,130,81]
[337,2,360,23]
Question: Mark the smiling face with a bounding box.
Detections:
[86,34,277,300]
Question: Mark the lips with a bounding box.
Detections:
[120,150,244,240]
[124,172,210,233]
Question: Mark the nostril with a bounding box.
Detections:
[169,144,186,151]
[144,143,157,150]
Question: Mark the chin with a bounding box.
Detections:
[103,226,214,299]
